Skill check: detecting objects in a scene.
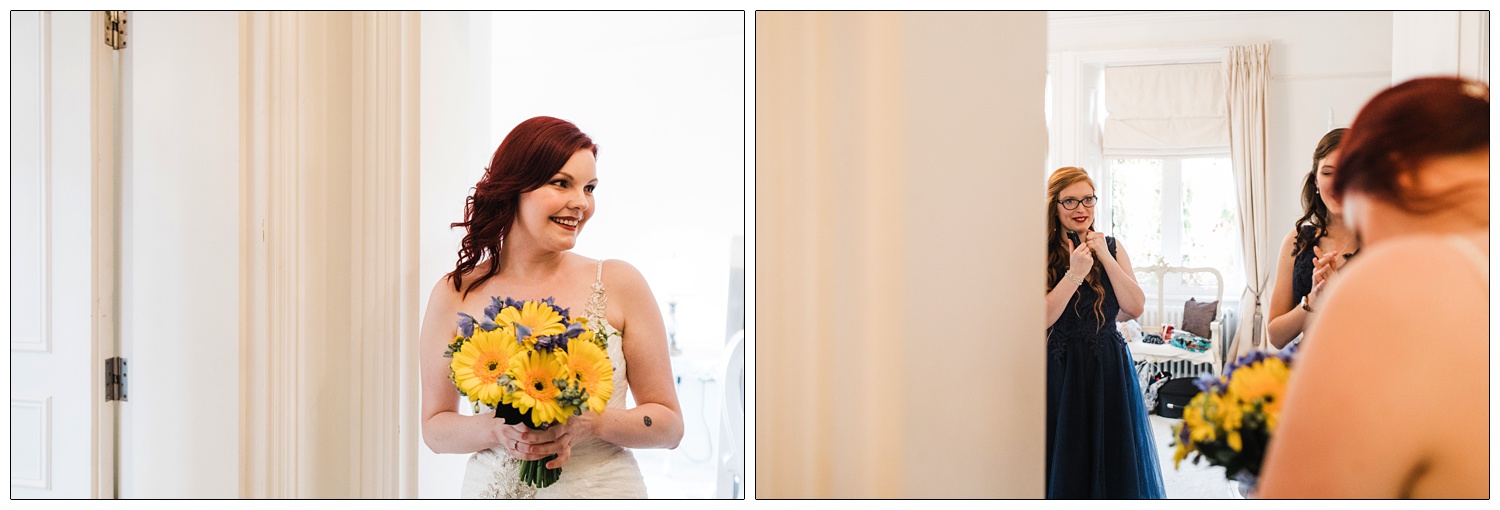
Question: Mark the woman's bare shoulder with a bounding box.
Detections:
[1341,235,1477,285]
[1317,234,1485,345]
[598,258,650,292]
[1279,228,1299,256]
[425,273,464,315]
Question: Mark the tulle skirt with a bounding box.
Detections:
[1046,333,1166,499]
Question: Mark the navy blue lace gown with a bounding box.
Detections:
[1046,237,1166,499]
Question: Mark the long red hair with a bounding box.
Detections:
[1046,166,1106,327]
[449,116,597,298]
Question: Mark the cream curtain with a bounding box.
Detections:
[1223,43,1273,359]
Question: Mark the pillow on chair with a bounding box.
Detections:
[1181,297,1217,338]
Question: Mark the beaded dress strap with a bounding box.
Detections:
[585,260,608,321]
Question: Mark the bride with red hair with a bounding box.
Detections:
[417,116,684,498]
[1260,77,1489,498]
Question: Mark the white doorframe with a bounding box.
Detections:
[89,10,123,499]
[239,11,421,498]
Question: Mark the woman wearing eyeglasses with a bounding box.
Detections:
[1043,166,1163,499]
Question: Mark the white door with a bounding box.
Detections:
[11,11,242,499]
[10,11,109,499]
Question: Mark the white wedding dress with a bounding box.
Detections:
[460,262,649,498]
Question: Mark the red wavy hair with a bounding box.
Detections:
[449,116,597,298]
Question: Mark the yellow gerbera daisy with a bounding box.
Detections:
[1172,424,1196,469]
[1210,392,1244,433]
[510,350,571,426]
[1183,403,1217,444]
[560,338,614,412]
[1228,358,1290,402]
[450,328,525,407]
[497,300,569,346]
[572,317,599,345]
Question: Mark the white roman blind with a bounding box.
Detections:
[1102,63,1228,155]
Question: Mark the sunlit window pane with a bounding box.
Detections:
[1180,157,1243,293]
[1106,156,1242,301]
[1109,158,1162,267]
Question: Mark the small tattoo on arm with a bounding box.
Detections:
[643,416,653,427]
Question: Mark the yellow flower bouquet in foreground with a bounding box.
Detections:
[1171,345,1298,491]
[444,296,614,489]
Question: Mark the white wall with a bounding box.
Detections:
[1049,11,1394,299]
[1392,11,1490,84]
[417,11,493,499]
[119,11,241,498]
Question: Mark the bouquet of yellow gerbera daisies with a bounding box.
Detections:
[444,296,615,489]
[1171,345,1298,491]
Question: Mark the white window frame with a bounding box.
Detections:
[1102,154,1242,299]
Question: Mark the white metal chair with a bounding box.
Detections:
[1128,262,1225,377]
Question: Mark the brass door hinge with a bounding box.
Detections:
[105,11,127,50]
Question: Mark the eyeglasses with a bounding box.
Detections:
[1056,196,1097,210]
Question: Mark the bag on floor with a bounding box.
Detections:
[1155,377,1200,419]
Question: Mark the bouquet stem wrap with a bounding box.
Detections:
[496,403,562,488]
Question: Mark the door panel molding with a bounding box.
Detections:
[11,397,53,489]
[12,10,52,354]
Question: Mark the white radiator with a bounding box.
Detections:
[1138,359,1213,380]
[1137,306,1183,333]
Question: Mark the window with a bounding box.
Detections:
[1107,156,1243,296]
[1048,52,1244,308]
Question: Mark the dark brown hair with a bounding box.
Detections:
[449,116,597,298]
[1333,77,1488,212]
[1291,128,1346,258]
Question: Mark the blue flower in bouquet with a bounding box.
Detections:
[484,296,503,321]
[1193,371,1224,394]
[457,312,477,339]
[534,320,587,352]
[1275,343,1299,366]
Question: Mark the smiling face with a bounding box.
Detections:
[1055,181,1096,234]
[1316,148,1342,215]
[511,149,598,253]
